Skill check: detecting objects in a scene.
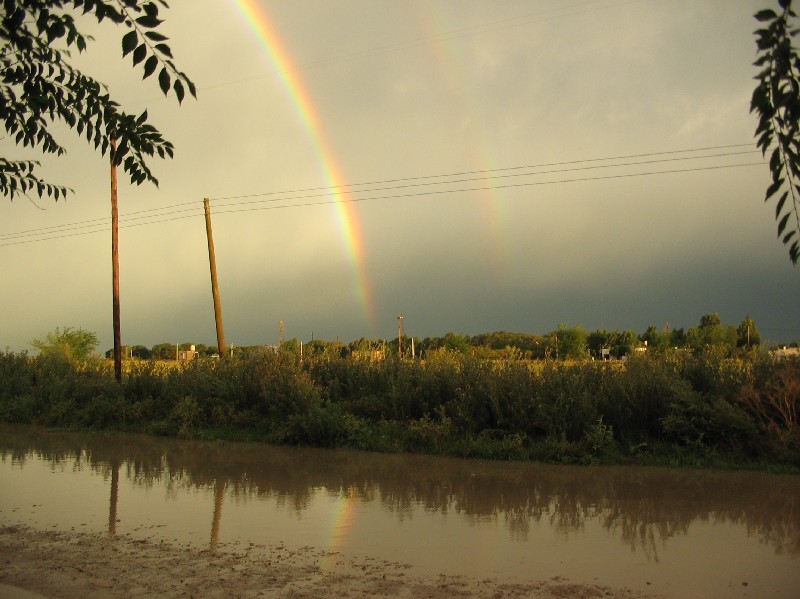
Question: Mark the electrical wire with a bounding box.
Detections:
[0,151,764,247]
[210,162,764,218]
[0,143,757,243]
[209,143,755,202]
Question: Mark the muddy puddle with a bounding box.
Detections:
[1,424,798,597]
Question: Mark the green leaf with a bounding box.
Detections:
[145,31,169,42]
[765,177,784,200]
[158,67,170,95]
[777,211,791,236]
[143,55,158,79]
[755,9,778,22]
[155,43,173,58]
[144,2,159,18]
[136,15,163,28]
[133,43,146,66]
[173,79,184,103]
[122,30,138,56]
[775,190,789,216]
[770,147,783,173]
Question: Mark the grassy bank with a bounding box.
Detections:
[0,349,798,470]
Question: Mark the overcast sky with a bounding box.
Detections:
[2,0,799,353]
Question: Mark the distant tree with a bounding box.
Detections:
[192,343,218,357]
[700,313,722,328]
[751,0,800,264]
[587,329,617,357]
[669,327,687,348]
[553,324,588,360]
[151,342,176,360]
[640,325,672,352]
[737,315,762,347]
[307,339,346,358]
[0,0,196,200]
[129,344,150,359]
[614,330,642,357]
[105,343,151,359]
[687,314,737,350]
[348,337,375,353]
[32,326,97,360]
[280,338,300,355]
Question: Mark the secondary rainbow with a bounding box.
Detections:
[231,0,375,326]
[417,4,511,283]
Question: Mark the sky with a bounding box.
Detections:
[2,0,799,353]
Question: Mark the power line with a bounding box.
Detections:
[210,149,759,211]
[0,158,762,248]
[210,162,765,218]
[1,143,757,243]
[2,142,756,239]
[210,143,754,202]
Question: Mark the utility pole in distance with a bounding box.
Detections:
[397,313,404,358]
[204,198,226,359]
[110,138,122,382]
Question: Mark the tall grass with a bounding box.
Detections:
[0,349,797,468]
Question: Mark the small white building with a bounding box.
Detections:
[772,346,800,359]
[179,344,198,361]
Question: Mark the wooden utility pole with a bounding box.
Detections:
[204,198,226,358]
[110,139,122,382]
[397,313,404,358]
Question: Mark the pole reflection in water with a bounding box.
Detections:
[1,424,799,598]
[210,480,225,550]
[108,460,120,535]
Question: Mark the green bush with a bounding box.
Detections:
[0,348,794,468]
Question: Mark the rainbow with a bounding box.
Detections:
[416,4,510,283]
[231,0,376,327]
[321,489,359,570]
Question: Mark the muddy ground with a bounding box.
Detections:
[0,525,661,598]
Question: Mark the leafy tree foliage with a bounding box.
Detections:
[752,1,800,263]
[587,329,616,357]
[687,313,737,351]
[471,330,547,357]
[418,332,472,355]
[737,315,762,347]
[0,0,195,200]
[150,342,175,360]
[552,324,588,360]
[32,326,98,360]
[615,330,642,357]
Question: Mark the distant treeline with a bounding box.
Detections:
[1,344,798,470]
[113,313,777,361]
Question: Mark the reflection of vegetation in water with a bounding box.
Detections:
[2,424,798,559]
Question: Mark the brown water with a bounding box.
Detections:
[1,424,798,598]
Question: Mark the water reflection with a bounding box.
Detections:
[210,480,225,549]
[108,460,119,535]
[2,424,799,560]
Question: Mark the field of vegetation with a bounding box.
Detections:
[1,345,798,471]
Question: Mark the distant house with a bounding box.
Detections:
[179,344,198,361]
[351,348,385,361]
[772,346,800,359]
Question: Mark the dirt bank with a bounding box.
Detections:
[0,525,658,598]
